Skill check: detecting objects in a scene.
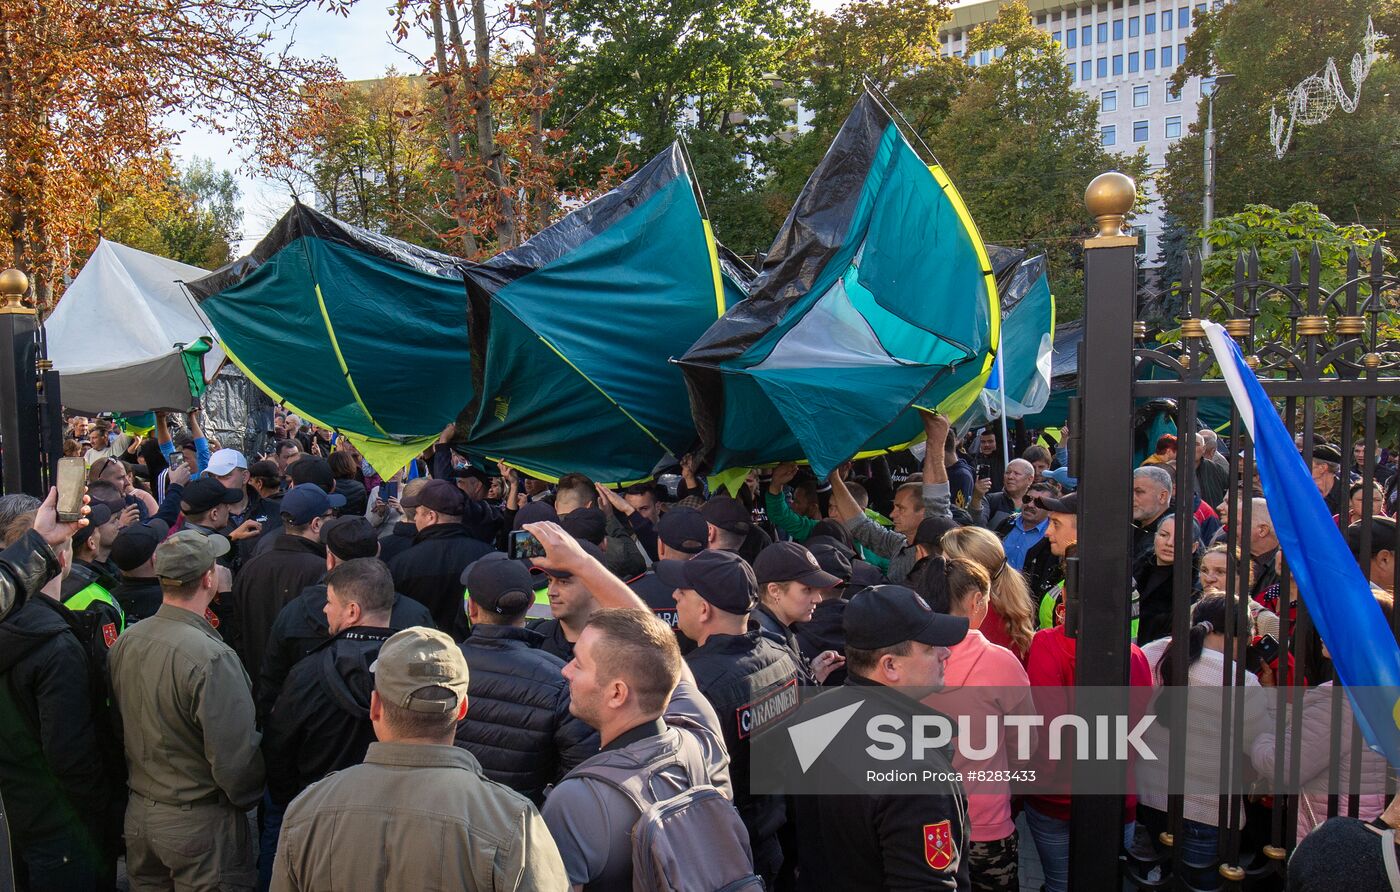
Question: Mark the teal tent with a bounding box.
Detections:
[677,91,1002,478]
[461,144,727,484]
[187,205,473,477]
[960,254,1056,431]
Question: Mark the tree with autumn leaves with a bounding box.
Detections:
[0,0,349,308]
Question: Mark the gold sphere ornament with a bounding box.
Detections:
[0,267,27,308]
[1085,171,1137,238]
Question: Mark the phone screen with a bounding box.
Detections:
[381,481,398,501]
[509,529,546,560]
[56,456,86,522]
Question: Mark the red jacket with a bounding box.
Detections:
[1024,626,1152,821]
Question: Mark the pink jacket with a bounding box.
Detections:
[1249,680,1389,839]
[935,629,1034,841]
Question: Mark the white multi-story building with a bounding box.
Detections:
[940,0,1222,267]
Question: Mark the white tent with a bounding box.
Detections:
[44,239,225,415]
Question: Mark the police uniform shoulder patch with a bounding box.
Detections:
[924,820,956,871]
[102,622,118,648]
[735,678,799,740]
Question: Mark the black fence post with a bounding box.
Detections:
[1068,172,1138,889]
[0,269,43,497]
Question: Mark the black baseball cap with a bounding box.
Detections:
[754,541,841,588]
[806,534,855,560]
[845,585,969,650]
[1035,491,1079,515]
[701,496,752,535]
[654,549,757,615]
[321,515,379,560]
[401,479,465,515]
[463,553,535,617]
[450,465,494,485]
[180,477,243,515]
[849,559,885,589]
[914,516,959,549]
[657,506,707,554]
[280,483,347,524]
[808,542,853,584]
[512,501,559,531]
[534,539,607,579]
[110,519,170,572]
[72,502,114,548]
[288,456,334,490]
[560,507,607,546]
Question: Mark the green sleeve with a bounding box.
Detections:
[857,543,891,571]
[765,489,817,541]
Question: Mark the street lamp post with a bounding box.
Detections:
[1201,73,1235,258]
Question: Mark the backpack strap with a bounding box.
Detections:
[570,728,709,814]
[1384,828,1400,891]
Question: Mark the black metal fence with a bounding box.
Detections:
[1073,231,1400,888]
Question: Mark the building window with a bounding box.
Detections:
[1082,24,1092,44]
[1165,115,1182,138]
[1178,6,1189,28]
[1128,16,1140,36]
[1068,62,1076,82]
[1161,7,1173,30]
[1067,28,1078,48]
[1166,80,1181,101]
[1053,30,1062,43]
[1082,59,1093,79]
[1194,3,1206,14]
[1101,89,1118,111]
[1098,22,1108,42]
[1178,42,1186,61]
[1128,51,1139,72]
[1098,56,1109,77]
[1112,54,1124,75]
[1102,124,1117,146]
[1144,48,1156,68]
[1037,14,1047,24]
[1113,19,1124,39]
[1133,120,1149,141]
[995,46,1006,58]
[1161,44,1173,66]
[980,49,990,65]
[1133,84,1149,106]
[1145,12,1156,33]
[1200,75,1216,96]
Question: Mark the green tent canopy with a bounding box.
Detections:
[960,254,1056,431]
[460,143,727,485]
[186,204,474,477]
[677,91,1003,478]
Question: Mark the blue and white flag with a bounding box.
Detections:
[1203,320,1400,766]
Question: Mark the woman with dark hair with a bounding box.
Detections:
[1137,595,1269,891]
[326,451,368,517]
[1135,514,1202,645]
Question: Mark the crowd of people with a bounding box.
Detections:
[1,404,1398,892]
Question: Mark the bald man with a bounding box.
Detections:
[978,458,1037,530]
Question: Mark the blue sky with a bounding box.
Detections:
[171,0,901,254]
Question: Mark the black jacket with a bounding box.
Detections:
[751,603,813,684]
[0,530,57,623]
[628,570,696,653]
[111,574,163,625]
[333,477,368,518]
[0,594,105,847]
[1021,536,1063,599]
[388,523,494,634]
[377,520,419,565]
[525,617,576,663]
[257,582,434,720]
[262,625,394,805]
[453,624,597,804]
[230,534,329,699]
[794,599,848,686]
[686,631,799,845]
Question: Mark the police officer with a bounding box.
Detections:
[628,506,708,649]
[792,585,971,890]
[660,548,801,884]
[109,519,169,624]
[752,541,845,684]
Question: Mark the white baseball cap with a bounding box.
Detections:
[207,448,248,477]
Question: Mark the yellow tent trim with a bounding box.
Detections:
[701,219,726,318]
[219,340,435,480]
[312,284,393,440]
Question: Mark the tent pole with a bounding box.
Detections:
[996,346,1011,467]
